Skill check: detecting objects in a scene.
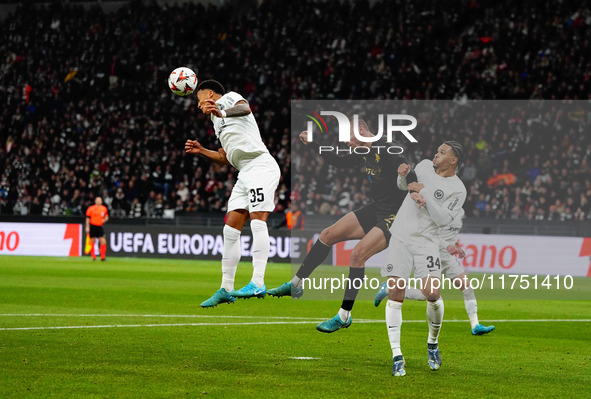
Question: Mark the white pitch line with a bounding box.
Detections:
[0,321,322,331]
[0,318,589,332]
[355,319,591,323]
[0,314,329,320]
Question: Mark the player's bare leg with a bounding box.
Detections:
[421,276,443,371]
[268,212,365,298]
[453,273,495,335]
[385,276,406,376]
[200,209,248,308]
[316,227,387,332]
[230,211,271,299]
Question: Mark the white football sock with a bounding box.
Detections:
[462,287,479,329]
[221,224,242,292]
[250,219,269,287]
[338,308,351,323]
[405,287,427,301]
[427,298,444,344]
[291,276,302,288]
[386,300,403,358]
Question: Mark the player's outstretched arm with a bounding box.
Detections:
[185,139,231,166]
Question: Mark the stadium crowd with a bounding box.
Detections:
[1,0,590,221]
[292,101,591,222]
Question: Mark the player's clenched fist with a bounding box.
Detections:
[299,130,311,145]
[398,163,411,176]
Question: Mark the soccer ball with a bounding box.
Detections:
[168,67,198,96]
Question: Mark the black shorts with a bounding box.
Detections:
[89,224,105,238]
[352,202,396,245]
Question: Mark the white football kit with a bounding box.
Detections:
[211,91,280,212]
[383,159,467,279]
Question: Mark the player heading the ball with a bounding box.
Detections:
[185,80,280,307]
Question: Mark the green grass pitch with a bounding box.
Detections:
[0,256,590,398]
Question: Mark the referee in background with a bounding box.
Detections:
[86,197,109,261]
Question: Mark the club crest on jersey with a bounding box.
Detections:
[434,189,444,200]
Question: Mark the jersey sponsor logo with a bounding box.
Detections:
[434,189,444,200]
[448,197,459,210]
[365,166,381,176]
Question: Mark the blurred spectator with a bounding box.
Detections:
[475,194,488,214]
[286,202,305,230]
[487,169,517,189]
[129,198,143,218]
[176,183,189,203]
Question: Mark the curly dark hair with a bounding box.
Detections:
[196,79,225,95]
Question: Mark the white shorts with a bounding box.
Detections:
[227,153,280,213]
[382,237,441,280]
[440,246,465,279]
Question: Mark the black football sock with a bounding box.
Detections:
[294,239,331,281]
[341,267,366,312]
